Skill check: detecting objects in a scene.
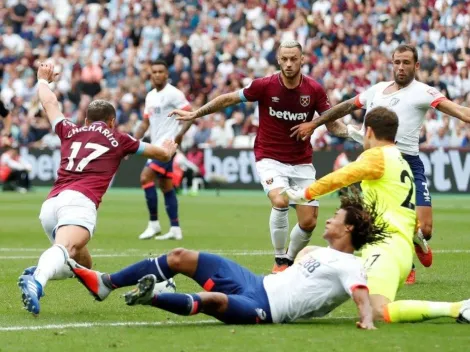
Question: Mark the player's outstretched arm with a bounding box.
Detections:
[352,288,376,330]
[290,97,359,140]
[169,92,241,121]
[36,62,62,127]
[436,100,470,123]
[140,139,178,162]
[134,118,150,140]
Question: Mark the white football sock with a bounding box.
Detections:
[33,244,70,289]
[287,224,312,261]
[270,207,289,256]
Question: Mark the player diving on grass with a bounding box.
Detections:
[68,188,384,329]
[291,44,470,284]
[18,62,178,316]
[283,106,470,324]
[169,40,345,274]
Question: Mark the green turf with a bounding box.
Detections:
[1,189,470,352]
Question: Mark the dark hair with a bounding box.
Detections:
[364,107,399,142]
[150,59,169,70]
[87,99,116,123]
[340,187,390,251]
[392,44,419,63]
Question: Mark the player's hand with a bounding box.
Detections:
[37,62,55,83]
[280,186,309,204]
[290,121,317,141]
[169,109,197,121]
[162,139,178,158]
[356,321,377,330]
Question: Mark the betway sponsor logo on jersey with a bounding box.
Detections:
[269,107,308,121]
[66,123,119,147]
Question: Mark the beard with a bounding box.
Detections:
[280,67,301,79]
[393,71,415,87]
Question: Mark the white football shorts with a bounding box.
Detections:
[255,158,319,207]
[39,190,97,243]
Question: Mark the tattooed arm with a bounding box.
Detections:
[169,92,242,121]
[290,97,360,140]
[326,120,349,138]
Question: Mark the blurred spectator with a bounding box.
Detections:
[0,145,31,193]
[0,0,469,153]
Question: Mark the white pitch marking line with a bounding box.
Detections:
[0,317,357,332]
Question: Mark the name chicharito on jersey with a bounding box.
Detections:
[269,107,308,121]
[66,124,119,147]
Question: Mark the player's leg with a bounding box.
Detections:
[404,155,433,284]
[69,247,200,301]
[138,163,161,239]
[125,276,271,324]
[155,159,182,240]
[256,159,291,273]
[19,191,96,315]
[383,298,468,323]
[287,205,318,261]
[361,242,409,320]
[286,164,319,262]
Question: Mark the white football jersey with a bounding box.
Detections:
[263,247,367,323]
[356,80,446,156]
[143,84,190,147]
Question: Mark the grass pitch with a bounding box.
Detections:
[1,189,469,352]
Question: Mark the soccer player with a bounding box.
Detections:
[0,98,12,146]
[18,62,178,316]
[68,189,383,329]
[135,60,192,241]
[291,44,470,283]
[283,107,470,324]
[170,40,342,273]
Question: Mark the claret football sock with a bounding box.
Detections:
[270,207,289,256]
[33,244,70,289]
[109,255,174,288]
[287,224,313,261]
[151,293,202,316]
[384,300,463,323]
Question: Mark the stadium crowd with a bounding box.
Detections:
[1,0,470,152]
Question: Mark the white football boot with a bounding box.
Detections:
[138,220,162,240]
[456,300,470,324]
[155,226,183,240]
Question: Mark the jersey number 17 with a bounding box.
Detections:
[66,142,110,172]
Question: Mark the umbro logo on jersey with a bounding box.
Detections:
[389,98,400,107]
[272,97,280,103]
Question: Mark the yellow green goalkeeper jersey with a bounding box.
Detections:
[305,144,416,248]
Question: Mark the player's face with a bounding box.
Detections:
[150,64,168,87]
[277,47,303,79]
[392,51,419,87]
[323,209,352,243]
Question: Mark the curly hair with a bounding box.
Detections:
[339,187,390,251]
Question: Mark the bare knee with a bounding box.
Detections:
[372,305,385,321]
[140,168,155,186]
[270,195,289,209]
[199,292,229,314]
[298,218,317,233]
